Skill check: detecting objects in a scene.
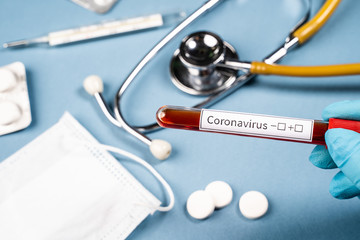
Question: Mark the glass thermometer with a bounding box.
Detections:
[156,106,360,145]
[3,12,186,48]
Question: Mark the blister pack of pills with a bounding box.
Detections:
[0,62,31,136]
[70,0,118,14]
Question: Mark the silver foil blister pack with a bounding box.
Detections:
[0,62,31,136]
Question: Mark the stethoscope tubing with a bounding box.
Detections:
[111,0,225,146]
[91,0,347,159]
[110,0,306,143]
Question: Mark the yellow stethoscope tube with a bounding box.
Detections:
[251,62,360,77]
[293,0,342,44]
[245,0,360,77]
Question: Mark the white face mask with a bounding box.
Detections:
[0,112,174,240]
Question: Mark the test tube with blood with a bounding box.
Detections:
[156,105,360,145]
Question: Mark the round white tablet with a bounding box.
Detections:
[239,191,268,220]
[205,181,233,208]
[0,101,22,125]
[186,190,215,220]
[0,68,17,92]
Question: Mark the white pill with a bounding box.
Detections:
[239,191,268,220]
[0,101,22,125]
[0,68,17,92]
[205,181,233,208]
[186,190,215,220]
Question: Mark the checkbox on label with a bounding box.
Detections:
[295,124,303,132]
[277,123,286,131]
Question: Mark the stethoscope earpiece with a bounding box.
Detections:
[83,75,104,95]
[170,31,239,96]
[84,75,172,160]
[150,139,172,161]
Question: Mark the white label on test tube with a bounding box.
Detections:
[200,109,314,142]
[48,14,164,46]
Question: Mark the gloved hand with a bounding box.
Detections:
[309,100,360,199]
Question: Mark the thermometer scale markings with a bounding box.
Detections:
[48,14,164,46]
[2,12,186,48]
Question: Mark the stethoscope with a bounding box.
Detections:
[83,0,360,160]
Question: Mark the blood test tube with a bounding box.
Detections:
[156,105,360,145]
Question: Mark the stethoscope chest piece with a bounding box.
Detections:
[170,31,239,96]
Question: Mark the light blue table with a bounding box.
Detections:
[1,0,360,239]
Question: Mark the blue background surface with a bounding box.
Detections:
[1,0,360,239]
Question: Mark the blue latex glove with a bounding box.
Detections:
[309,100,360,199]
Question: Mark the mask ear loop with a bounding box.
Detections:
[98,144,175,212]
